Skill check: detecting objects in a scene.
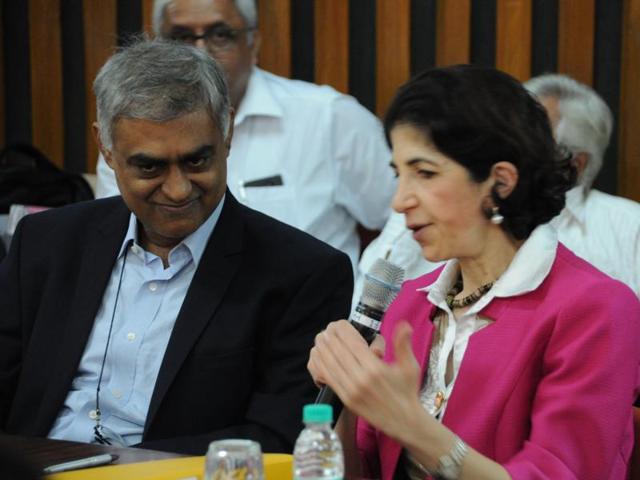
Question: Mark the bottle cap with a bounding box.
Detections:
[303,404,333,423]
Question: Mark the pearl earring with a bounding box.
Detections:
[490,206,504,225]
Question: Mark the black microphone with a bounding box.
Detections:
[315,258,404,416]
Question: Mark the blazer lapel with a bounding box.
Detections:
[441,299,529,453]
[144,194,244,432]
[38,200,130,433]
[379,297,437,479]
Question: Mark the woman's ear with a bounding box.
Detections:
[490,161,519,199]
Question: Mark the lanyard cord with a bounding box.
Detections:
[94,239,132,441]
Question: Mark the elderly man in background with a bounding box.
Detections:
[0,39,352,455]
[96,0,395,269]
[525,74,640,297]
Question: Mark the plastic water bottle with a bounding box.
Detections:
[293,404,344,480]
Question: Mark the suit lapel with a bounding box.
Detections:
[144,194,244,432]
[38,200,130,433]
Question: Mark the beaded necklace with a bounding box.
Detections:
[445,277,493,309]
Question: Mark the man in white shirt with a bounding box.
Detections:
[525,73,640,297]
[96,0,395,269]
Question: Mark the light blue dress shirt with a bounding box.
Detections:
[48,197,225,445]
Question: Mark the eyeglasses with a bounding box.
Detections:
[168,24,256,52]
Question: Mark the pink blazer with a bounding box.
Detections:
[356,244,640,480]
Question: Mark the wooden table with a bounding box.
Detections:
[0,434,184,472]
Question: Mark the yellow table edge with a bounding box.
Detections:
[46,453,293,480]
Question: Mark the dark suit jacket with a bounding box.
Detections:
[0,193,352,454]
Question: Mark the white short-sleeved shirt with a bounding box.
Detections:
[96,67,396,268]
[551,186,640,297]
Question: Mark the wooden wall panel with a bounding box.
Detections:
[619,0,640,202]
[376,0,411,116]
[436,0,471,66]
[314,0,349,93]
[257,0,291,78]
[142,0,155,35]
[83,0,117,173]
[29,0,64,168]
[496,0,532,81]
[1,1,637,200]
[558,0,595,85]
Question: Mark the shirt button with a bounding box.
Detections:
[112,389,122,399]
[89,409,98,420]
[126,332,136,341]
[149,282,158,292]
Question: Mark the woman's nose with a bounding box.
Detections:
[391,178,417,213]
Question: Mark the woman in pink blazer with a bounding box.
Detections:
[309,65,640,480]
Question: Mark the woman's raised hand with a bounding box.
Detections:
[308,320,423,439]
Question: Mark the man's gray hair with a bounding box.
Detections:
[94,38,230,150]
[524,73,613,191]
[152,0,258,36]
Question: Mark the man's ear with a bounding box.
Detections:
[250,30,261,65]
[93,122,114,168]
[490,161,519,199]
[572,151,589,180]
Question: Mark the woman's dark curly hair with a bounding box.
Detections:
[384,64,576,240]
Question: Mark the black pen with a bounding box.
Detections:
[43,453,118,474]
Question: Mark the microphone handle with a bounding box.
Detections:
[314,319,380,420]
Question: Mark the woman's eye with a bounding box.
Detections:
[418,170,436,179]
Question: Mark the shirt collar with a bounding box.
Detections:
[416,223,558,313]
[117,194,226,267]
[560,185,587,225]
[234,67,284,125]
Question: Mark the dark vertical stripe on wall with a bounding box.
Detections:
[348,0,376,112]
[117,0,143,45]
[531,0,558,75]
[61,0,87,173]
[291,0,314,82]
[3,0,32,144]
[470,0,496,67]
[592,0,622,194]
[410,0,436,75]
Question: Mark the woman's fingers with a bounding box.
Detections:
[370,334,386,359]
[311,321,368,397]
[392,322,420,387]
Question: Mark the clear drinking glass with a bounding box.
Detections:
[204,439,264,480]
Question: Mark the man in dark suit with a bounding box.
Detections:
[0,39,352,455]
